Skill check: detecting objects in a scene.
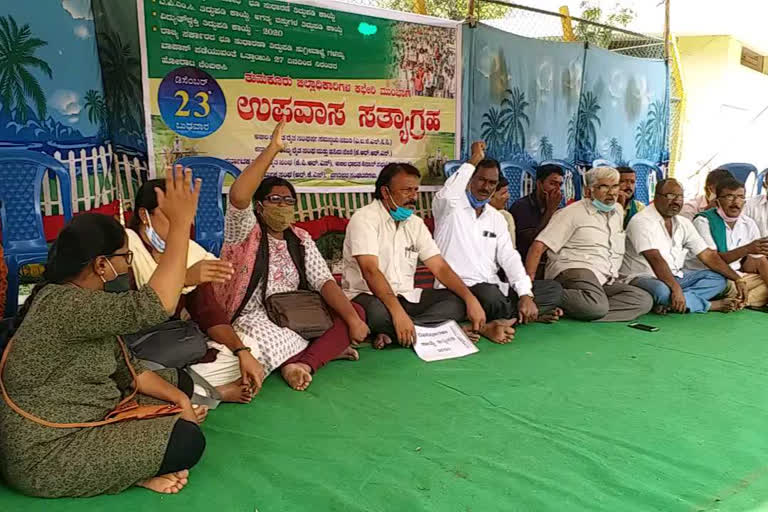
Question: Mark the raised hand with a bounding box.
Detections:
[156,165,201,229]
[185,260,235,286]
[469,141,486,166]
[269,121,286,152]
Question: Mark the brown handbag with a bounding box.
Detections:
[265,290,334,339]
[0,336,182,429]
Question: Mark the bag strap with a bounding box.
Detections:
[0,336,142,429]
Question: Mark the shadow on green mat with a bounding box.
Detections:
[4,312,768,511]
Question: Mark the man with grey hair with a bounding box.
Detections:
[525,167,653,321]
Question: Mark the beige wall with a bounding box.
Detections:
[677,35,768,197]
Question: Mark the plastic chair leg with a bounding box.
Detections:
[5,258,19,318]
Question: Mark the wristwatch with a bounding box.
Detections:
[232,347,252,356]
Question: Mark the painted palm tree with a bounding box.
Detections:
[98,30,142,133]
[0,15,52,123]
[567,111,578,158]
[608,137,623,163]
[84,89,107,136]
[577,91,601,154]
[635,100,667,160]
[480,106,506,157]
[500,87,530,154]
[538,135,554,161]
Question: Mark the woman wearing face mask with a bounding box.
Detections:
[204,121,370,391]
[127,180,265,403]
[0,169,207,497]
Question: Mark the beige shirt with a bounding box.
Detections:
[621,204,709,281]
[342,200,441,302]
[536,199,626,285]
[498,210,517,248]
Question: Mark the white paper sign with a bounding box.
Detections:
[412,321,479,362]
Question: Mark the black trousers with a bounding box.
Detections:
[353,289,466,338]
[155,370,206,476]
[469,280,564,322]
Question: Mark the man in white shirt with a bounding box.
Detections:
[525,167,653,322]
[690,176,768,308]
[622,178,748,314]
[680,168,734,221]
[343,163,486,349]
[744,172,768,237]
[432,141,564,344]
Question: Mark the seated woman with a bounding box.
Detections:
[199,122,370,391]
[127,180,265,403]
[0,168,206,497]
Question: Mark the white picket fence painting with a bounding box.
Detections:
[43,145,436,222]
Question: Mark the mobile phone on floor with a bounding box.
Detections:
[628,322,659,332]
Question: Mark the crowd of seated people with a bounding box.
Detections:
[1,125,765,499]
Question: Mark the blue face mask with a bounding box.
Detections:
[145,214,166,253]
[386,188,413,222]
[466,189,491,209]
[592,198,616,213]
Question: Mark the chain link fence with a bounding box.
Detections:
[336,0,681,175]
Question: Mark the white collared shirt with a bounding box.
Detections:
[688,213,762,272]
[342,200,441,302]
[536,199,626,286]
[744,195,768,237]
[621,204,709,281]
[432,163,532,297]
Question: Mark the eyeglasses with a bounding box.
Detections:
[594,184,621,193]
[718,194,746,202]
[657,193,684,201]
[264,194,297,206]
[108,250,134,265]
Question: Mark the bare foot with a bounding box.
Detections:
[480,319,517,344]
[373,334,393,350]
[653,305,669,315]
[710,298,742,313]
[215,380,253,404]
[334,345,359,361]
[281,363,313,391]
[537,307,563,324]
[462,326,481,343]
[137,470,189,494]
[192,405,208,423]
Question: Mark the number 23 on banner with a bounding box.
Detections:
[158,66,227,138]
[174,90,211,118]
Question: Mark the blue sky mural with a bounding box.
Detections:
[0,0,106,149]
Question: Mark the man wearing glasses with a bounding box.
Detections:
[525,167,653,322]
[621,178,748,314]
[690,176,768,309]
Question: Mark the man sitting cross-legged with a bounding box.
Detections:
[342,162,487,349]
[525,167,653,322]
[621,178,748,314]
[431,141,564,344]
[690,176,768,309]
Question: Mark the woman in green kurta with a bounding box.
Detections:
[0,168,206,497]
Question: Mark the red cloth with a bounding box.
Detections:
[182,282,230,332]
[42,200,120,241]
[282,302,365,373]
[295,215,435,241]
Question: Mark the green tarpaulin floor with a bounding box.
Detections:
[3,312,768,511]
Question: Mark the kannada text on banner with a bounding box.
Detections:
[140,0,459,189]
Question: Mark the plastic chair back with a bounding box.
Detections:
[628,159,664,204]
[500,161,536,203]
[0,150,73,254]
[443,160,462,178]
[175,157,241,255]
